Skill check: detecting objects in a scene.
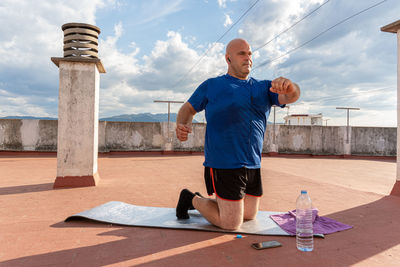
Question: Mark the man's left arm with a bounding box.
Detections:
[270,77,300,105]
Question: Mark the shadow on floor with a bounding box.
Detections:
[1,196,399,266]
[0,183,54,196]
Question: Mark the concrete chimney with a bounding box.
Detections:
[51,23,105,188]
[381,20,400,196]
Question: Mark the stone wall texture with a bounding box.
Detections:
[0,119,396,156]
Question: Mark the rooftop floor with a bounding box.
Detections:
[0,153,399,266]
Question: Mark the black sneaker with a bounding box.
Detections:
[176,189,195,219]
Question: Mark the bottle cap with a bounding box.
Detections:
[301,190,307,194]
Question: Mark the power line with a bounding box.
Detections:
[253,0,388,70]
[173,0,261,88]
[281,86,394,107]
[305,86,394,103]
[253,0,331,52]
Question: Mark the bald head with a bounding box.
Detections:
[226,38,251,54]
[225,39,252,80]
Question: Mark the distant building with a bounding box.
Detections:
[283,114,323,126]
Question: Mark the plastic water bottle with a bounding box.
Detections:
[296,190,313,252]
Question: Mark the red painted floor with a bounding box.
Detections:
[0,153,399,266]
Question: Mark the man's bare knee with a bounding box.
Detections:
[220,217,242,230]
[215,197,244,230]
[243,195,260,220]
[244,210,258,220]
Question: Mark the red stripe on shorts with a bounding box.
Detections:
[210,167,242,202]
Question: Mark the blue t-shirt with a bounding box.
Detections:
[188,74,283,169]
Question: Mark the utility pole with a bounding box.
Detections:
[285,105,290,116]
[324,119,330,126]
[154,100,184,141]
[336,107,360,144]
[283,105,290,125]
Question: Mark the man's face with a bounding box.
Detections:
[227,40,252,79]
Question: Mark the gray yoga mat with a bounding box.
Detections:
[65,201,290,236]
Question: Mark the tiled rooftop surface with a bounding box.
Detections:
[0,153,399,266]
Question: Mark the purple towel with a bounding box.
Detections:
[270,209,352,235]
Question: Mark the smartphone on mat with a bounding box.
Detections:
[251,240,282,250]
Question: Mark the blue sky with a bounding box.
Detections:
[0,0,399,126]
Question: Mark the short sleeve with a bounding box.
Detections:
[188,80,209,112]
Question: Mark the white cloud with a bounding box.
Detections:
[134,0,185,25]
[0,0,109,69]
[239,0,398,127]
[0,0,107,67]
[253,50,260,59]
[136,31,226,93]
[0,89,51,117]
[217,0,236,9]
[99,22,141,77]
[0,0,397,127]
[241,0,325,65]
[99,81,190,116]
[97,28,226,116]
[224,14,233,27]
[218,0,227,8]
[0,0,111,117]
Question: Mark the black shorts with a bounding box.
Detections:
[204,167,263,201]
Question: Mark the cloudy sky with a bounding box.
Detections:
[0,0,399,126]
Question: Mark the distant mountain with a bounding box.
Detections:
[0,114,278,124]
[0,113,197,122]
[0,116,57,120]
[100,113,199,123]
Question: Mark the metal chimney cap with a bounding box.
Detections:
[61,22,100,59]
[51,22,105,73]
[62,23,101,34]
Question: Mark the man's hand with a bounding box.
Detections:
[270,76,300,105]
[176,123,192,141]
[270,76,296,95]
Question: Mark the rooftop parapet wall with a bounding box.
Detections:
[351,126,397,156]
[100,121,163,151]
[0,119,396,157]
[0,119,58,151]
[277,125,347,155]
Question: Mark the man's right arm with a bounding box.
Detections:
[176,102,197,141]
